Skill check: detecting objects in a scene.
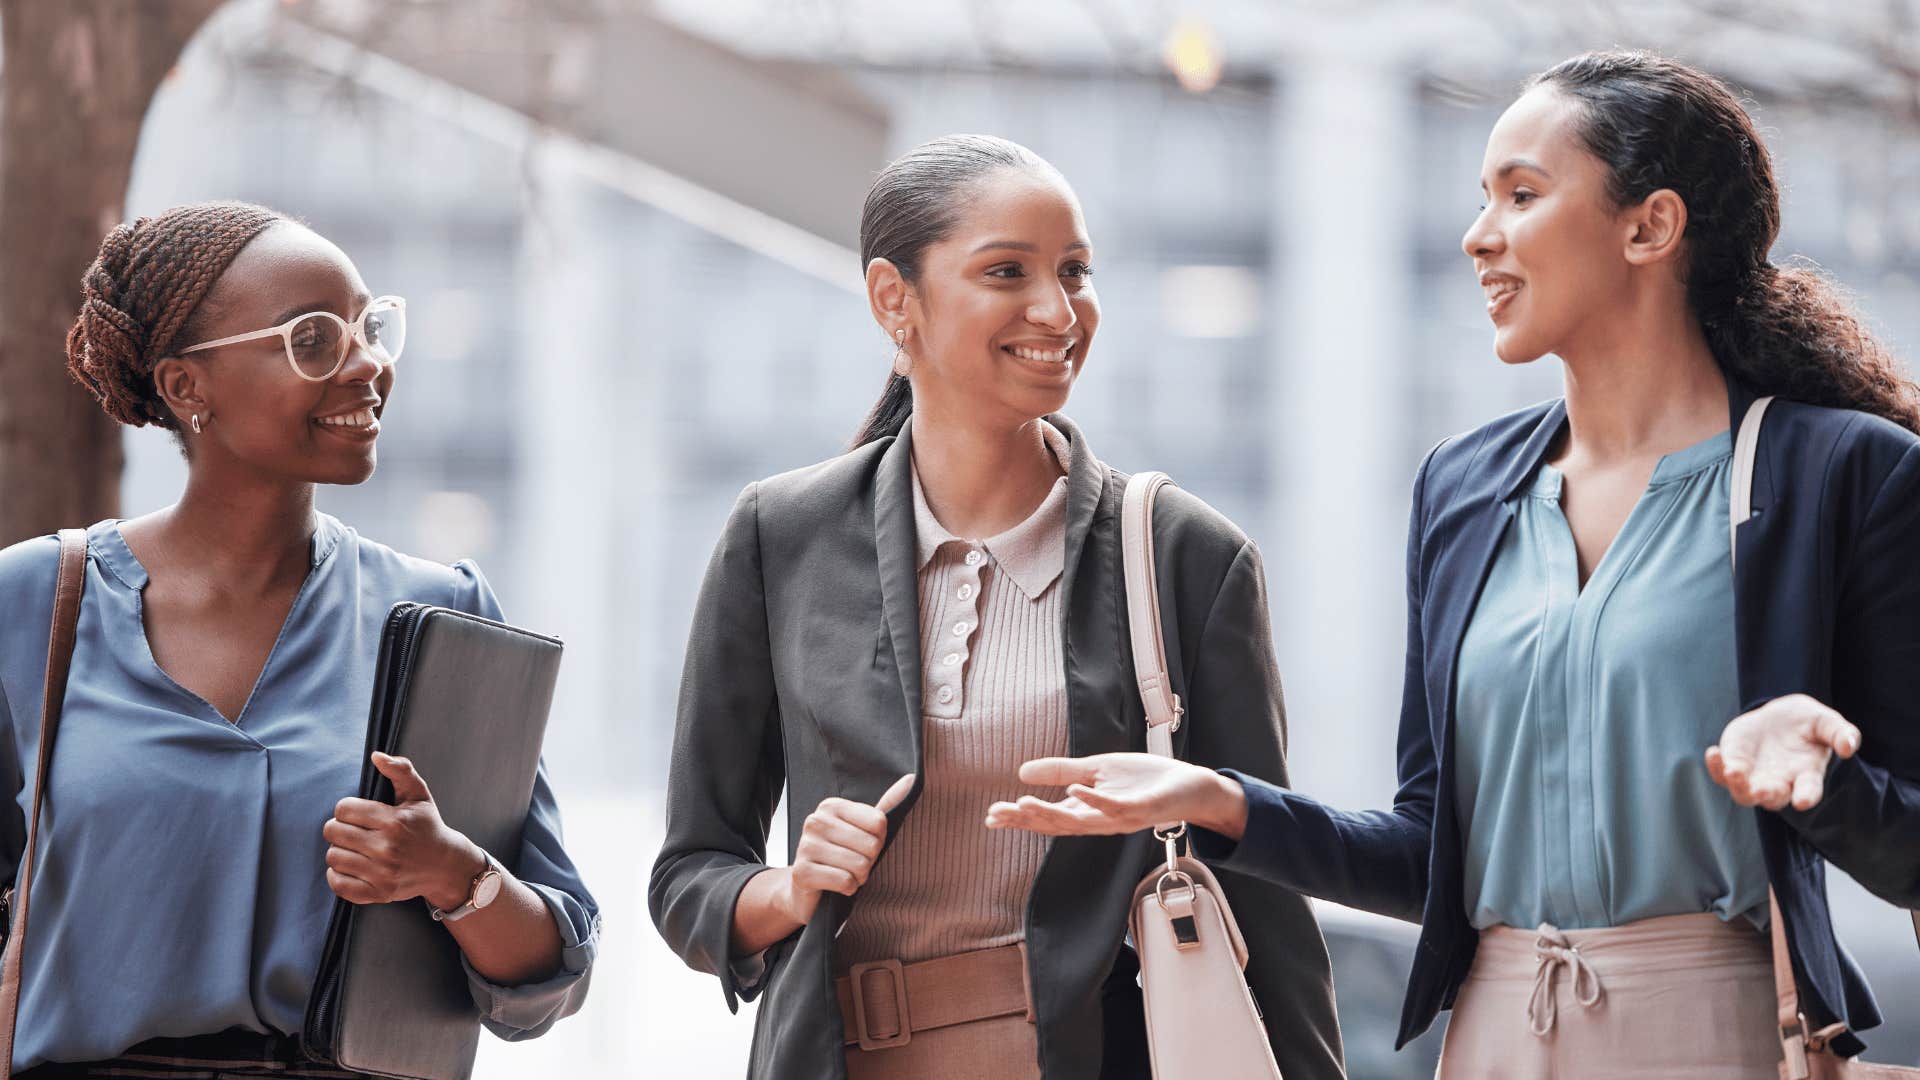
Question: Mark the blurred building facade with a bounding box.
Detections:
[112,2,1920,1074]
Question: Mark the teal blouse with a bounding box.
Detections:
[1453,429,1770,931]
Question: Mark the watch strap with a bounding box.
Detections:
[429,851,498,923]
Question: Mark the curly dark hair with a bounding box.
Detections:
[1532,51,1920,434]
[65,200,287,429]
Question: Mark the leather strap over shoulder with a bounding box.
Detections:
[0,529,88,1076]
[1728,395,1772,558]
[1121,472,1183,761]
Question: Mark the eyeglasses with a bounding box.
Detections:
[177,295,407,382]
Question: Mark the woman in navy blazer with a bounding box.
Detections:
[989,51,1920,1072]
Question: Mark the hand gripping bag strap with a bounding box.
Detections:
[1734,402,1920,1079]
[1121,474,1283,1079]
[0,530,87,1077]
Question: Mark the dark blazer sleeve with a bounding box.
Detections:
[1782,441,1920,907]
[1194,449,1439,923]
[648,483,789,1010]
[1180,538,1345,1078]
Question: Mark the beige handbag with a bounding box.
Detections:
[1120,471,1284,1080]
[1731,398,1920,1080]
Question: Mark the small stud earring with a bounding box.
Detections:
[190,414,202,435]
[891,328,912,377]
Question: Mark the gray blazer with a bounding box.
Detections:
[649,414,1345,1079]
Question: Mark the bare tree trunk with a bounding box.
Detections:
[0,0,224,548]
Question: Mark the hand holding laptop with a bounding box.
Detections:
[323,751,489,913]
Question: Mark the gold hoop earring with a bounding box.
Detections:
[190,414,203,435]
[891,328,912,377]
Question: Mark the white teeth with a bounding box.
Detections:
[1483,279,1521,302]
[1007,344,1073,363]
[318,408,375,428]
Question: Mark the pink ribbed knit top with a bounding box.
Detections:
[835,423,1073,970]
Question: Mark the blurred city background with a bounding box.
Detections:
[8,0,1920,1074]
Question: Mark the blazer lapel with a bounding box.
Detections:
[1426,502,1514,768]
[809,426,928,939]
[1051,414,1109,611]
[872,424,926,773]
[1430,400,1564,764]
[1047,414,1122,758]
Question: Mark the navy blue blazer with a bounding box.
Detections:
[1196,377,1920,1054]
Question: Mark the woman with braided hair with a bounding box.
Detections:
[0,201,598,1075]
[989,51,1920,1073]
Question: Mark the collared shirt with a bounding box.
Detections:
[834,422,1073,968]
[1454,430,1770,931]
[0,516,599,1069]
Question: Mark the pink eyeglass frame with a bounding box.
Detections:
[176,295,406,382]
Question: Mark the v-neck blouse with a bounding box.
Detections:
[1453,430,1770,932]
[0,516,598,1069]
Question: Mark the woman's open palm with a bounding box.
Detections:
[1706,693,1861,811]
[984,752,1242,837]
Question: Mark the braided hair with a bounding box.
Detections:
[66,201,287,429]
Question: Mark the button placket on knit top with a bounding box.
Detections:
[1453,429,1770,933]
[835,424,1073,970]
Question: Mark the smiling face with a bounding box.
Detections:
[155,223,396,485]
[1461,87,1637,365]
[889,167,1099,426]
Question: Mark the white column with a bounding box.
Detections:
[1265,51,1415,814]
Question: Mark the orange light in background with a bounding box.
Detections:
[1162,17,1223,94]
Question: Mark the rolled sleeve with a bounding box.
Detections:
[728,947,770,995]
[464,878,599,1039]
[464,758,600,1038]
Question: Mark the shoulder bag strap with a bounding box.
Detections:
[0,529,88,1077]
[1121,472,1184,832]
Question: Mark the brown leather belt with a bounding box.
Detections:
[837,942,1034,1052]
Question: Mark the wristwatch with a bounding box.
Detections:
[429,850,503,923]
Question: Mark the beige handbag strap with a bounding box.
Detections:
[1121,473,1185,835]
[1770,891,1849,1077]
[0,529,88,1077]
[1122,472,1184,760]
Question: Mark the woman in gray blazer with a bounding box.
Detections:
[649,134,1344,1080]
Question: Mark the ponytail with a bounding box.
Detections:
[852,373,914,449]
[1707,262,1920,431]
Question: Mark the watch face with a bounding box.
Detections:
[473,870,504,910]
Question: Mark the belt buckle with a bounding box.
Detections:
[849,958,912,1051]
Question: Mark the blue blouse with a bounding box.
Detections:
[1453,430,1770,932]
[0,515,598,1068]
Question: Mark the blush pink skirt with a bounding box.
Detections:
[1437,912,1781,1078]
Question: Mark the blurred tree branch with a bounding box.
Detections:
[0,0,227,546]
